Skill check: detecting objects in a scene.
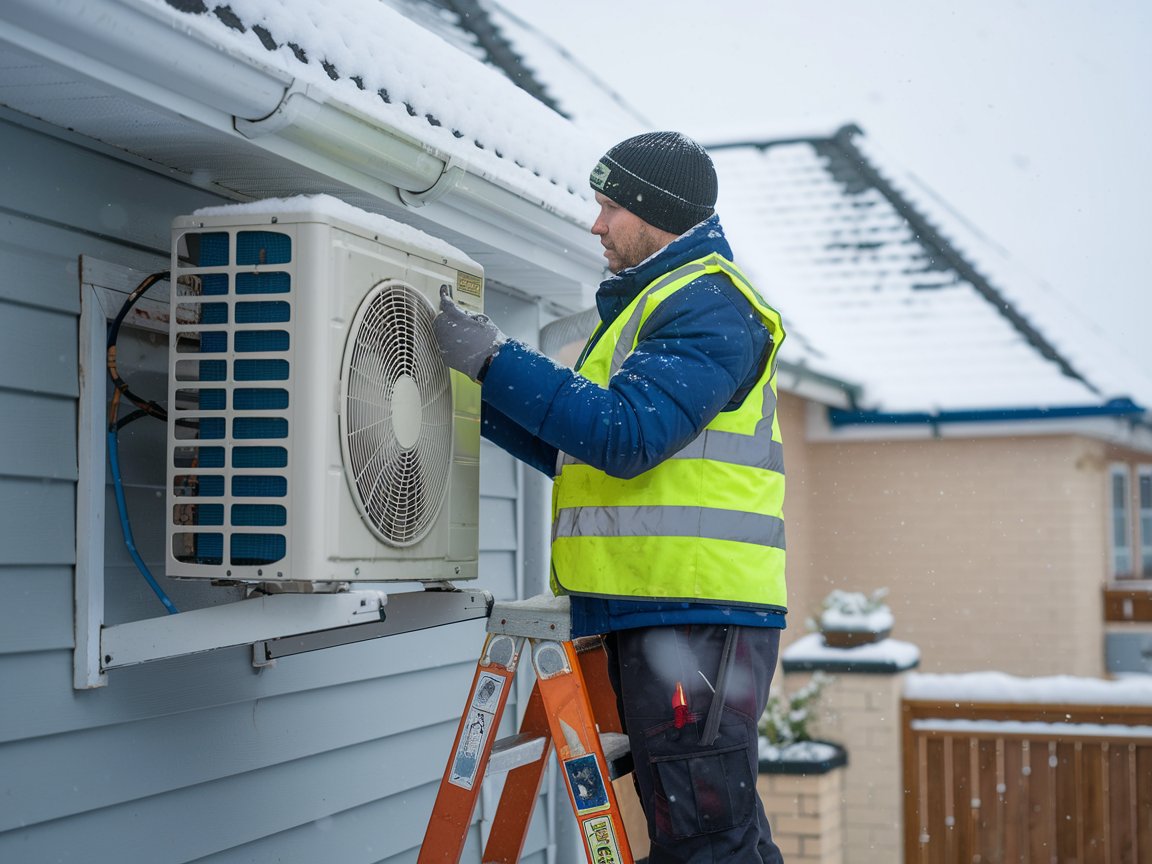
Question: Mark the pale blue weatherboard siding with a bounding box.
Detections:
[0,116,545,864]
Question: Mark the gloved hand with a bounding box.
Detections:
[432,284,506,383]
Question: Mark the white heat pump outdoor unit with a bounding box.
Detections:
[165,197,481,586]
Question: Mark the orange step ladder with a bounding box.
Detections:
[419,594,635,864]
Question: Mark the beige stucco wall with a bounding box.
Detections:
[777,391,818,655]
[780,418,1111,677]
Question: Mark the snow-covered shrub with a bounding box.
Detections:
[758,671,834,746]
[807,587,893,634]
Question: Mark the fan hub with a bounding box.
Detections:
[390,373,423,449]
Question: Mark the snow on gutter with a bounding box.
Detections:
[828,398,1148,428]
[1,0,606,286]
[808,397,1152,450]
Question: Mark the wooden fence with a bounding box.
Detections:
[901,699,1152,863]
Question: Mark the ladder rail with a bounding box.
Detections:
[419,596,635,864]
[419,632,524,864]
[535,639,634,864]
[480,683,553,864]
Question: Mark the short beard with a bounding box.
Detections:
[616,223,673,272]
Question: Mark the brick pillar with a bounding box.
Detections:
[758,754,846,864]
[781,633,920,864]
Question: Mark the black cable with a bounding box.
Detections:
[105,271,181,615]
[107,270,170,422]
[113,408,150,431]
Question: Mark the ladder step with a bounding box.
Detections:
[487,593,572,640]
[600,731,633,780]
[487,733,547,776]
[485,731,634,779]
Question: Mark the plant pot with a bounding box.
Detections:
[821,627,891,648]
[758,739,848,775]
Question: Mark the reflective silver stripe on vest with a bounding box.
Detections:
[555,505,786,550]
[560,380,783,473]
[674,430,785,473]
[557,398,783,473]
[611,262,708,375]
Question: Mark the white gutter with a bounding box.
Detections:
[230,82,604,286]
[2,0,606,288]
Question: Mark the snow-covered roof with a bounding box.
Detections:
[153,0,601,222]
[712,125,1152,416]
[5,1,1147,424]
[0,0,618,303]
[484,0,649,145]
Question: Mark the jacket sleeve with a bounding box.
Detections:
[480,400,559,477]
[480,276,769,479]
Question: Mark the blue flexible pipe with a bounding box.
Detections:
[107,429,180,615]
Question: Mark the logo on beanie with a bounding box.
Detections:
[590,161,611,191]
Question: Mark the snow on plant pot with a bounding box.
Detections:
[814,588,893,648]
[757,672,845,773]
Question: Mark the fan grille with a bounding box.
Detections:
[341,281,453,546]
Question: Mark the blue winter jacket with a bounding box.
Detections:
[480,215,786,636]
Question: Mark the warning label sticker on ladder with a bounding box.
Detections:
[564,753,609,813]
[448,672,504,790]
[582,814,622,864]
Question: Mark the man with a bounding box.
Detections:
[433,131,787,863]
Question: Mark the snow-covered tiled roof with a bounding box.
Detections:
[713,125,1152,415]
[8,1,1145,421]
[155,0,602,223]
[484,0,647,145]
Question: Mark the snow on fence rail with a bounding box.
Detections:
[901,672,1152,864]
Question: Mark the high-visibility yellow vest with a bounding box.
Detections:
[550,253,787,611]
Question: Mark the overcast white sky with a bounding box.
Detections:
[498,0,1152,375]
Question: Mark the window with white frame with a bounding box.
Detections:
[1111,464,1132,579]
[1139,466,1152,579]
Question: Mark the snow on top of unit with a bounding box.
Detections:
[193,194,479,267]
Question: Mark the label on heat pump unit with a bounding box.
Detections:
[447,671,504,790]
[456,271,482,298]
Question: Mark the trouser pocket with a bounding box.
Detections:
[649,741,754,840]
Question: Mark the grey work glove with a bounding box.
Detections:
[432,284,506,383]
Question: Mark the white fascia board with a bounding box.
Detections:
[1,0,288,121]
[776,361,859,409]
[805,402,1152,451]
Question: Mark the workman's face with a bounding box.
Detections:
[591,192,676,273]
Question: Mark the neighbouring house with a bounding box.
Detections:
[707,126,1152,677]
[2,2,1149,864]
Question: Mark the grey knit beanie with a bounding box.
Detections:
[589,131,718,234]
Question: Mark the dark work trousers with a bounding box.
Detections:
[604,625,783,863]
